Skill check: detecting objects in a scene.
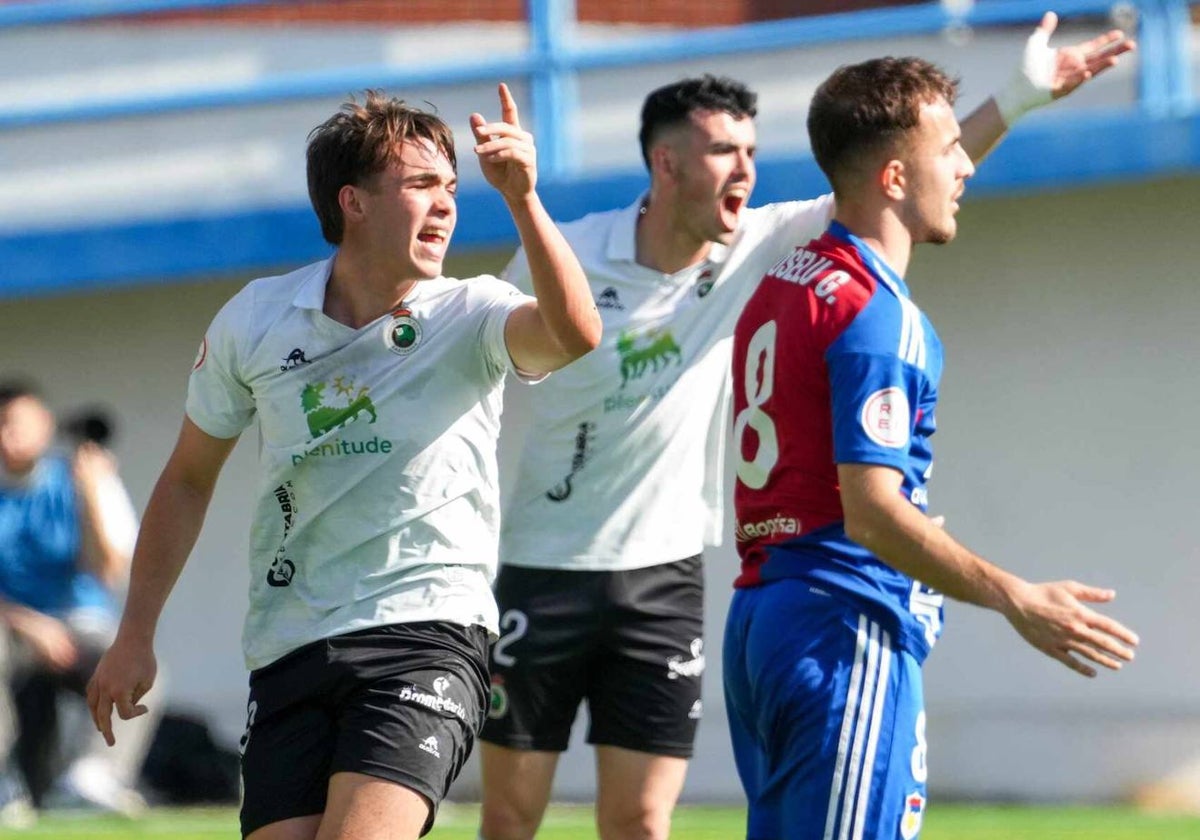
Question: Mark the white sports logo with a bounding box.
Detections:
[399,683,467,721]
[667,639,706,680]
[860,387,910,449]
[418,735,441,759]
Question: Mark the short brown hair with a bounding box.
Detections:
[306,91,457,245]
[807,57,959,196]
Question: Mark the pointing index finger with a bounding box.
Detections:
[498,82,520,129]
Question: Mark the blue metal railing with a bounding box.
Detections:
[0,0,275,26]
[0,0,1193,176]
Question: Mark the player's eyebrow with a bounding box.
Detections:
[710,139,755,155]
[400,171,455,187]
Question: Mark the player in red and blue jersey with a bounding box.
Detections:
[725,57,1140,840]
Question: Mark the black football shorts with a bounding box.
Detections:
[481,555,704,758]
[239,621,488,837]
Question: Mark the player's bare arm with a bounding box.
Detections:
[959,11,1135,163]
[838,461,1139,678]
[471,83,601,375]
[87,417,238,746]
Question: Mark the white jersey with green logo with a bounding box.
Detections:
[187,259,532,670]
[501,194,834,571]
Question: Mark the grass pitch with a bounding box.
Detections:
[0,803,1196,838]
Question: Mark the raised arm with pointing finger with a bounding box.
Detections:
[88,84,597,840]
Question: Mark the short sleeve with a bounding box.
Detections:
[749,194,836,258]
[185,293,257,439]
[471,275,541,381]
[828,351,925,472]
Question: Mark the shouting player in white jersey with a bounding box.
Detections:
[725,55,1138,840]
[479,13,1134,840]
[85,85,601,840]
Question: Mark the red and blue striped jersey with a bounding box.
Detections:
[731,221,945,659]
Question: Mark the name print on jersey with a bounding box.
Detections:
[768,247,852,305]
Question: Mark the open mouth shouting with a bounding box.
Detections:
[719,187,749,230]
[416,226,451,261]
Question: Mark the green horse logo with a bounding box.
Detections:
[301,380,377,439]
[616,328,683,388]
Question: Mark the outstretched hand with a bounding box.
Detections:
[86,636,157,746]
[1004,579,1139,677]
[993,11,1136,127]
[1038,11,1136,100]
[471,83,537,201]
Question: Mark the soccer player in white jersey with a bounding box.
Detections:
[478,14,1134,840]
[84,85,601,840]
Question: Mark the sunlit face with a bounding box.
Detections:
[352,138,457,281]
[898,97,975,245]
[661,109,757,246]
[0,395,54,476]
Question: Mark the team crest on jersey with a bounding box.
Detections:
[695,268,714,298]
[899,790,926,839]
[384,308,423,356]
[861,387,910,449]
[192,337,208,371]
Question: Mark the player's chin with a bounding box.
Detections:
[709,217,739,245]
[925,219,957,246]
[411,257,445,279]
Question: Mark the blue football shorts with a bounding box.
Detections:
[724,578,928,840]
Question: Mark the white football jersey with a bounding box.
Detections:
[187,258,532,669]
[501,194,834,571]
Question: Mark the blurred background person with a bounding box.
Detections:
[0,380,157,822]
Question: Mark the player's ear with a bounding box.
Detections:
[339,184,367,224]
[880,159,906,201]
[649,141,679,182]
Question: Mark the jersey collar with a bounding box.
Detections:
[605,191,731,269]
[605,193,646,263]
[827,221,912,299]
[291,258,335,311]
